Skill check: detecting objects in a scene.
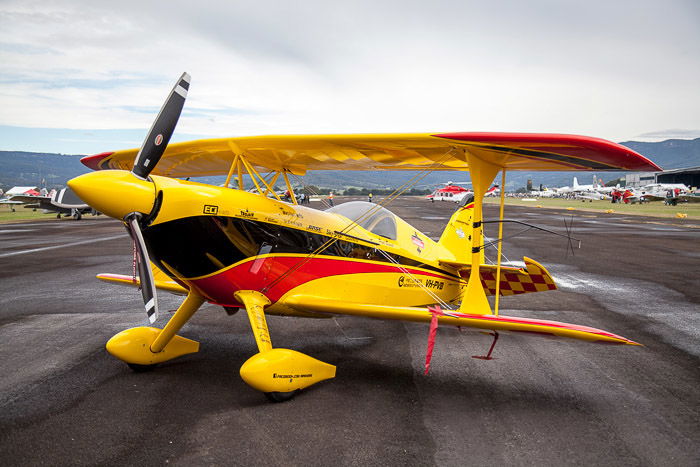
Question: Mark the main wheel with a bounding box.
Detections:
[127,363,158,372]
[264,390,298,403]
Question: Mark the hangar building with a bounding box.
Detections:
[626,167,700,190]
[656,166,700,190]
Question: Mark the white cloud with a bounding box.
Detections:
[1,0,699,153]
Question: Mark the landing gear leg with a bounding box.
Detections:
[106,292,204,368]
[235,290,336,402]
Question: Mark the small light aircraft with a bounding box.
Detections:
[68,73,661,402]
[8,187,94,219]
[621,183,691,205]
[0,186,41,211]
[574,191,607,202]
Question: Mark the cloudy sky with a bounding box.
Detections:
[1,0,698,154]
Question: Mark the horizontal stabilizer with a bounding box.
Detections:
[439,257,556,296]
[97,262,188,295]
[283,295,638,345]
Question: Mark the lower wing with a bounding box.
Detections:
[96,262,188,295]
[282,295,638,345]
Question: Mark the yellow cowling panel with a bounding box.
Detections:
[239,348,336,393]
[279,271,462,309]
[106,326,199,365]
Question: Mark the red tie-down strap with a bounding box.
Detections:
[424,305,446,374]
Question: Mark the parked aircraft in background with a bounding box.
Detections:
[0,197,23,210]
[484,185,500,197]
[528,189,558,197]
[574,191,607,202]
[427,181,471,202]
[1,186,40,211]
[621,183,690,204]
[428,183,497,202]
[4,186,41,197]
[9,187,96,219]
[635,183,689,202]
[572,175,602,192]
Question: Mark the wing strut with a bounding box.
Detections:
[494,170,507,316]
[457,152,500,315]
[282,171,298,204]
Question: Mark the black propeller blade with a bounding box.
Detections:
[126,214,158,323]
[132,72,190,180]
[122,72,190,322]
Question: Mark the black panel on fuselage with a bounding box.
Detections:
[142,216,435,280]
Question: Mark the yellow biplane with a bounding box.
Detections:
[68,73,661,401]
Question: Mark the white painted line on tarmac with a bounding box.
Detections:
[0,234,128,258]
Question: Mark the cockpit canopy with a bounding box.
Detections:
[326,201,398,240]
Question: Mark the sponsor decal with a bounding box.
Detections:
[154,134,163,146]
[203,205,219,215]
[455,228,465,239]
[398,275,444,290]
[411,232,424,253]
[397,275,420,288]
[239,210,254,218]
[307,225,322,233]
[273,373,313,383]
[425,279,444,290]
[273,373,312,378]
[284,219,303,228]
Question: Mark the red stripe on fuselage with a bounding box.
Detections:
[187,255,451,306]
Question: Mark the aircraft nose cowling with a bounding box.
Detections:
[68,170,156,220]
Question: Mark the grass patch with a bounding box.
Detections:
[484,197,700,219]
[0,205,58,223]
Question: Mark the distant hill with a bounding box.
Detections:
[0,151,88,191]
[619,139,700,170]
[1,138,698,192]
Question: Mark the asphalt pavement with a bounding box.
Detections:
[0,198,698,466]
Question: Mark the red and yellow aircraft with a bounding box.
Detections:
[68,73,661,401]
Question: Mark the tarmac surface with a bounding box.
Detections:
[1,197,698,466]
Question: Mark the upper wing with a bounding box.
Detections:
[81,133,661,177]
